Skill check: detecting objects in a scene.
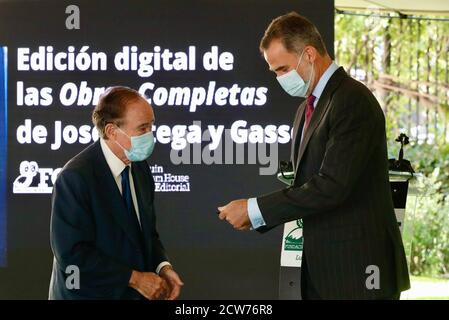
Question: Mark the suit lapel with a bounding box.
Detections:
[294,67,347,172]
[291,101,306,170]
[92,141,142,249]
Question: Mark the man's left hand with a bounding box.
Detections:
[218,199,251,231]
[159,266,184,300]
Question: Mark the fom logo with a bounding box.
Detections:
[13,161,61,194]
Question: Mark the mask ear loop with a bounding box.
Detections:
[115,126,131,139]
[113,125,130,152]
[299,47,315,97]
[295,49,306,71]
[306,57,315,97]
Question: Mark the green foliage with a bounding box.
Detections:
[411,167,449,276]
[385,137,449,277]
[407,143,449,195]
[336,12,449,278]
[387,126,449,278]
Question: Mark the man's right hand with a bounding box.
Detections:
[129,270,169,300]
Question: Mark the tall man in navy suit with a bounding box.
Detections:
[218,12,410,299]
[49,86,183,299]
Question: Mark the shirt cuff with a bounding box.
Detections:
[247,197,266,230]
[156,261,172,275]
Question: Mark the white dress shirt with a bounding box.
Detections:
[100,138,171,274]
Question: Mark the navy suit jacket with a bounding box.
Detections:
[49,141,168,299]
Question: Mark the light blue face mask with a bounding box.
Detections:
[115,127,155,162]
[276,50,314,97]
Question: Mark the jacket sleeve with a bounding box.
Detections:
[150,203,170,269]
[257,91,381,231]
[50,169,133,298]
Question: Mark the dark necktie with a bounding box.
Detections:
[121,166,143,240]
[304,94,316,133]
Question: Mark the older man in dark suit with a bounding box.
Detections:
[218,12,410,300]
[49,86,183,299]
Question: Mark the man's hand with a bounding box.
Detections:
[159,265,184,300]
[129,270,169,300]
[218,199,251,231]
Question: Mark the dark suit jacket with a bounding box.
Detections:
[257,67,410,299]
[49,141,168,299]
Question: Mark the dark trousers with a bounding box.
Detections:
[300,252,401,300]
[301,252,321,300]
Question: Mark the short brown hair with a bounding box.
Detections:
[92,86,142,139]
[259,12,327,56]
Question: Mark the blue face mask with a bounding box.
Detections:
[115,127,155,162]
[276,50,314,98]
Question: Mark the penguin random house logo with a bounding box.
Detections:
[13,161,61,194]
[151,164,191,192]
[284,219,303,251]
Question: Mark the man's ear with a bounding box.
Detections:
[104,123,116,140]
[305,46,317,64]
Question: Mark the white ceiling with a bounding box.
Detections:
[335,0,449,16]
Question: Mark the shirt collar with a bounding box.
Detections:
[100,138,127,178]
[311,61,339,101]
